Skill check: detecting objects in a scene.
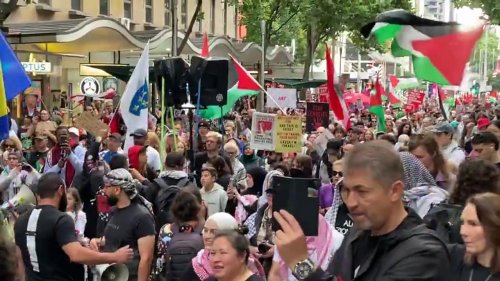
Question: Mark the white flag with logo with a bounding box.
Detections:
[120,42,150,150]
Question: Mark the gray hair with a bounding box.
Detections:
[343,141,404,189]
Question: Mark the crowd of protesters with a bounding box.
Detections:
[0,94,500,281]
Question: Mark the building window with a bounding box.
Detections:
[180,0,188,28]
[38,0,51,5]
[124,0,133,19]
[99,0,109,15]
[210,0,215,33]
[164,0,171,26]
[71,0,81,10]
[145,0,153,23]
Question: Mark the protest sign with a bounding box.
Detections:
[275,115,302,153]
[74,111,109,139]
[306,102,329,133]
[266,88,297,109]
[250,112,276,151]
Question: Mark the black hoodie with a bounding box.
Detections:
[304,208,451,281]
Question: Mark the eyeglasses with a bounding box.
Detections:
[4,144,14,148]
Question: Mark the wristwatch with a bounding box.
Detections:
[292,258,315,280]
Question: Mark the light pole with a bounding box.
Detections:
[259,20,266,111]
[171,0,178,56]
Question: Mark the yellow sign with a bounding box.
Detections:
[275,115,302,153]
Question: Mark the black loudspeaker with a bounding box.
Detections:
[154,58,190,107]
[189,56,228,107]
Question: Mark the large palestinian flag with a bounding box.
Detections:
[201,56,261,119]
[361,9,484,86]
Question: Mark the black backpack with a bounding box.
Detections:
[153,177,191,229]
[423,202,464,244]
[162,224,204,281]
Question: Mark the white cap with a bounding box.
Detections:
[68,127,80,136]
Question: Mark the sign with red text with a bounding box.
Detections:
[250,112,277,151]
[275,115,302,153]
[306,102,329,133]
[266,88,297,109]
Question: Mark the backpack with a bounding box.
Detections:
[423,203,463,244]
[154,177,191,229]
[160,224,204,281]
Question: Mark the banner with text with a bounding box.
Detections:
[306,102,329,133]
[250,112,277,151]
[275,115,302,153]
[266,88,297,109]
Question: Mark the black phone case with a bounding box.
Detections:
[272,176,320,236]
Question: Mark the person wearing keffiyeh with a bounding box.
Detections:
[92,168,156,281]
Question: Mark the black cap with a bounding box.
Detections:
[129,128,147,137]
[199,121,209,128]
[326,139,343,154]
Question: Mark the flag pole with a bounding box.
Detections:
[160,78,166,163]
[169,106,177,150]
[262,89,287,115]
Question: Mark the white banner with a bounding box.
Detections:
[266,88,297,109]
[250,112,277,151]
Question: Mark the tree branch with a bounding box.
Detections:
[271,9,299,35]
[177,0,203,54]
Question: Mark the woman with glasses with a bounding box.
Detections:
[319,160,343,216]
[0,151,40,202]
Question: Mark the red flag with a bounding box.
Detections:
[325,45,348,128]
[201,32,209,57]
[229,55,263,91]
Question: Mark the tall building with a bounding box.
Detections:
[416,0,456,22]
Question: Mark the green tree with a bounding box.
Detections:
[300,0,413,80]
[231,0,303,56]
[453,0,500,24]
[469,30,499,75]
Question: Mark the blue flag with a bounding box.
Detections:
[0,33,31,101]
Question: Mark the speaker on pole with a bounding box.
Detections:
[189,56,228,107]
[154,58,190,108]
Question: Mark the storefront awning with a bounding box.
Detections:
[265,78,326,89]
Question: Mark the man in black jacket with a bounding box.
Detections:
[273,141,450,281]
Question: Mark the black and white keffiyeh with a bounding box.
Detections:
[104,168,154,214]
[399,152,437,190]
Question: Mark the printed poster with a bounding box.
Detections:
[306,102,329,133]
[250,112,276,151]
[266,88,297,109]
[275,115,302,153]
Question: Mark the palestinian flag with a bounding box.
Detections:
[361,9,484,86]
[201,56,261,119]
[388,74,420,90]
[325,45,349,129]
[370,76,386,133]
[435,84,450,120]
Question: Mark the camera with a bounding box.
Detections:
[257,242,272,254]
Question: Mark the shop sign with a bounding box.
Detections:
[80,77,101,96]
[22,62,52,74]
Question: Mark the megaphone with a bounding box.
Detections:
[94,263,129,281]
[0,184,36,211]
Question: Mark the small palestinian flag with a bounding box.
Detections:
[361,9,484,86]
[370,75,386,133]
[201,56,262,120]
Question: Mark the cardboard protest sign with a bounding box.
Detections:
[250,112,276,151]
[275,115,302,153]
[306,102,329,133]
[266,88,297,109]
[73,111,109,139]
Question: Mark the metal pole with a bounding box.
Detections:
[223,0,228,36]
[483,25,488,82]
[172,0,178,56]
[259,20,266,111]
[357,51,361,92]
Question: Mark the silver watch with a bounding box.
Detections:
[292,258,315,280]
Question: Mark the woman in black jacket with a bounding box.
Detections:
[448,193,500,281]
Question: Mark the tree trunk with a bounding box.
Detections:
[177,0,202,54]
